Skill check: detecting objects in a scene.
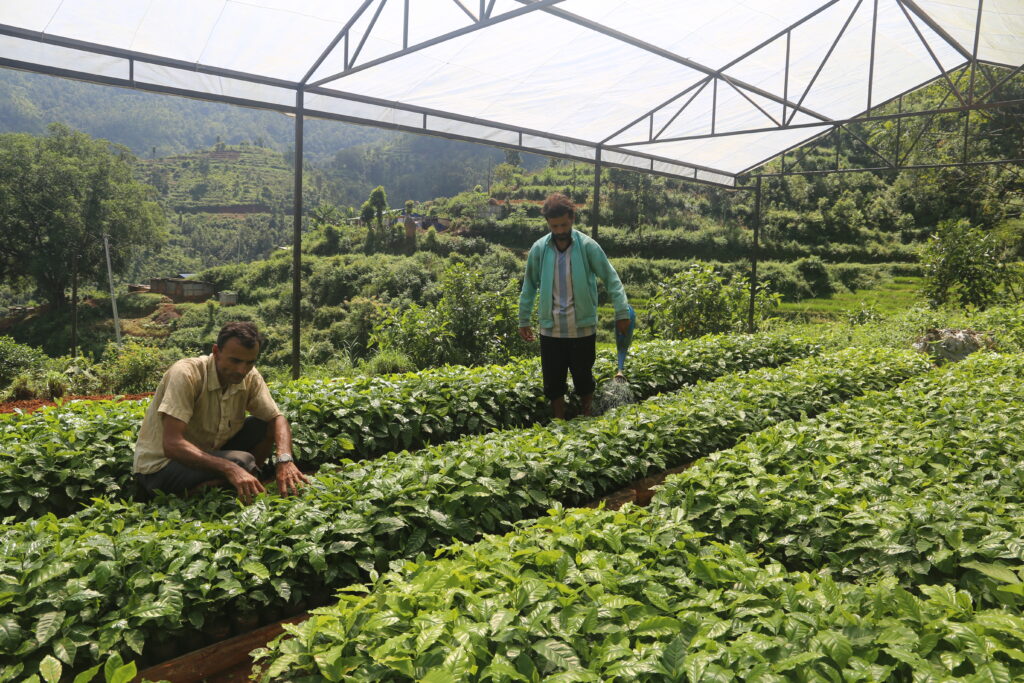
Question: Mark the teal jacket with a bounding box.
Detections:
[518,229,630,329]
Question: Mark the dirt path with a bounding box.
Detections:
[0,393,152,414]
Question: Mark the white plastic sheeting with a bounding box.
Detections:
[0,0,1020,187]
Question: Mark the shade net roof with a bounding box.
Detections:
[1,0,1021,187]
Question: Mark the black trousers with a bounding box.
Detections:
[135,417,268,496]
[539,334,596,400]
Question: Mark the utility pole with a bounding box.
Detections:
[71,253,78,358]
[103,234,122,346]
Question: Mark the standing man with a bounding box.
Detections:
[133,321,307,502]
[519,193,631,419]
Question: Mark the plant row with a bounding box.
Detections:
[0,333,816,520]
[252,505,1021,682]
[650,350,1024,611]
[0,347,926,681]
[250,351,1024,681]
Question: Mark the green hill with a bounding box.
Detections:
[139,143,305,213]
[0,68,382,159]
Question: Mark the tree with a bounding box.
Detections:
[367,185,388,228]
[360,201,377,254]
[0,124,165,309]
[922,218,1019,309]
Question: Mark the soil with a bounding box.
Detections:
[0,393,152,414]
[152,302,182,324]
[586,461,696,511]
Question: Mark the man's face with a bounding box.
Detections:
[212,337,259,385]
[546,214,573,250]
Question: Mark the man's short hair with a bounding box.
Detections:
[217,321,264,351]
[541,192,575,220]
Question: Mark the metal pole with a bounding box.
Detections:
[895,95,903,165]
[291,90,304,380]
[71,254,78,358]
[747,175,762,334]
[867,0,878,112]
[591,147,601,239]
[103,234,121,346]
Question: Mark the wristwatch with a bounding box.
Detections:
[272,453,294,466]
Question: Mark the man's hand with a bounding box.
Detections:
[519,326,535,342]
[276,461,309,497]
[616,318,631,335]
[225,464,266,504]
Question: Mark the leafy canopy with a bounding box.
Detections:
[0,123,165,307]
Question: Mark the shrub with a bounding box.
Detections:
[6,373,36,400]
[98,341,180,394]
[421,226,440,254]
[373,262,531,368]
[646,263,778,338]
[757,261,810,301]
[794,255,835,298]
[114,292,166,318]
[0,336,46,388]
[360,348,416,375]
[327,297,385,358]
[56,356,104,396]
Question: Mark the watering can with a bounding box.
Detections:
[615,305,636,377]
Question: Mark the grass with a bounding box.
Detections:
[776,276,925,322]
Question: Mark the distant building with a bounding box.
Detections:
[149,277,216,303]
[403,212,451,231]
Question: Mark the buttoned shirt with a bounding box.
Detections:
[132,353,281,474]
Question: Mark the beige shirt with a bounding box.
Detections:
[132,353,282,474]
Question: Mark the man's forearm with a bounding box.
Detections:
[273,415,294,455]
[165,439,238,474]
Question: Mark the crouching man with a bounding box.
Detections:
[132,321,307,502]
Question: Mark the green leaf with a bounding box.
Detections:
[962,561,1022,586]
[0,616,23,649]
[71,664,101,683]
[482,654,528,682]
[131,600,176,619]
[658,634,688,678]
[771,651,821,672]
[124,629,145,656]
[685,651,714,682]
[532,639,581,670]
[106,662,137,683]
[102,654,124,682]
[313,645,348,682]
[919,584,965,613]
[242,561,271,581]
[634,616,681,637]
[819,631,852,668]
[969,660,1012,683]
[604,659,650,678]
[39,655,62,683]
[53,638,77,666]
[416,618,445,654]
[34,611,65,645]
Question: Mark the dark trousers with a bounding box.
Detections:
[539,334,596,400]
[135,417,268,497]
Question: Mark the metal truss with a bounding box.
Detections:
[602,0,1019,183]
[306,0,565,87]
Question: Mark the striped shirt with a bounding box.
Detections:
[540,243,595,339]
